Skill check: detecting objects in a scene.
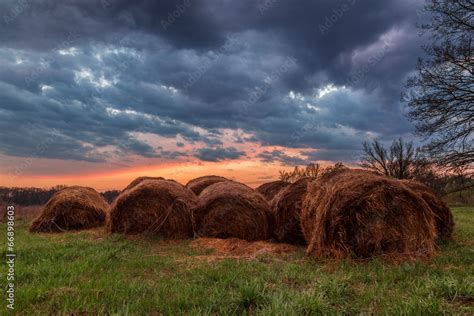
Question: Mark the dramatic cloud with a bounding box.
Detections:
[0,0,427,167]
[195,147,246,162]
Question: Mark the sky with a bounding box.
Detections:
[0,0,429,190]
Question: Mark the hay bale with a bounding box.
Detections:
[186,175,228,196]
[108,179,196,238]
[192,181,272,241]
[401,180,454,242]
[256,180,290,201]
[300,169,373,241]
[302,170,437,259]
[122,176,165,192]
[271,178,311,244]
[29,186,108,233]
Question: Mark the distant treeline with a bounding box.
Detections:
[0,186,120,206]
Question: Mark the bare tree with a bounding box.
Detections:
[360,138,416,179]
[279,163,320,182]
[404,0,473,172]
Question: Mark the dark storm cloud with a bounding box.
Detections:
[195,147,246,162]
[0,0,426,163]
[257,150,308,166]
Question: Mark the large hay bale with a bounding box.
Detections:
[300,169,373,241]
[401,180,454,242]
[271,178,311,244]
[30,186,108,233]
[108,179,196,238]
[186,175,228,196]
[302,170,437,259]
[122,176,165,192]
[192,181,272,241]
[256,180,290,201]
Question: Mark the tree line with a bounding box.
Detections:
[0,186,120,206]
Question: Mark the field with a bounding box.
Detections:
[1,206,473,315]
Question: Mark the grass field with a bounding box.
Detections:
[1,206,473,315]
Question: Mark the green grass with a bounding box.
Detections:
[1,207,473,315]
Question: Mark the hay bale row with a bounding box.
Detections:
[29,172,454,261]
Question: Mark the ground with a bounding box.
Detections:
[1,207,473,314]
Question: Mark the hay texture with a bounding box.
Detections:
[271,178,311,244]
[108,179,196,238]
[30,186,108,233]
[192,181,273,241]
[300,169,375,241]
[401,180,454,242]
[302,170,437,259]
[122,176,165,192]
[190,237,298,260]
[186,175,228,196]
[256,180,290,201]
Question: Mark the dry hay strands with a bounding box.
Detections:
[29,186,108,233]
[122,176,165,192]
[186,175,228,196]
[272,178,311,245]
[108,179,197,238]
[190,237,298,259]
[192,181,273,241]
[300,169,375,242]
[401,180,454,242]
[302,170,438,260]
[256,180,290,201]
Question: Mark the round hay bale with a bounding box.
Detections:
[302,170,437,259]
[29,186,108,233]
[108,179,196,238]
[186,175,228,196]
[300,169,374,241]
[401,180,454,242]
[271,178,311,244]
[256,180,290,201]
[192,181,272,241]
[122,176,165,192]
